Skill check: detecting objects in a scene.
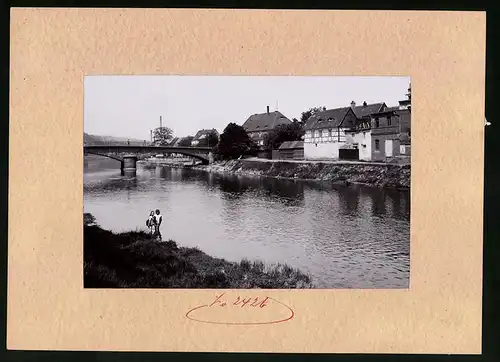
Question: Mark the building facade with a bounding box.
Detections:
[369,92,411,162]
[191,129,219,146]
[344,118,373,161]
[304,102,385,161]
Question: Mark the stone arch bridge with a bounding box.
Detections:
[84,145,213,175]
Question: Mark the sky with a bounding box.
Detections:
[84,76,410,140]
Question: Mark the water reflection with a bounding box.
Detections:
[84,159,410,288]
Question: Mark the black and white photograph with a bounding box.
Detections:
[83,76,411,289]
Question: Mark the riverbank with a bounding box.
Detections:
[139,158,198,167]
[194,159,410,189]
[84,214,314,289]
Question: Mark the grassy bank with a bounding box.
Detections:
[196,159,410,189]
[84,214,314,289]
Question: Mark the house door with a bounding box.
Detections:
[385,140,393,157]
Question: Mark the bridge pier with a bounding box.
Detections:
[121,155,138,176]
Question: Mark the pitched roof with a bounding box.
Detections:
[193,129,218,140]
[353,103,386,118]
[304,107,352,130]
[167,137,179,146]
[381,106,400,112]
[279,141,304,149]
[242,111,292,133]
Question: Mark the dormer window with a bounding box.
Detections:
[327,117,334,122]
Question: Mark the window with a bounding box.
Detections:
[319,129,323,137]
[375,139,380,151]
[314,130,319,138]
[328,129,332,137]
[306,130,312,137]
[375,119,380,128]
[387,116,392,126]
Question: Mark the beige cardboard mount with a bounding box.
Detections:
[8,9,485,354]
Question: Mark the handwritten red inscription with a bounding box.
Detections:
[185,293,294,325]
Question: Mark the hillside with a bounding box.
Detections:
[84,132,148,146]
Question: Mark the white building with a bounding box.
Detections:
[304,102,385,161]
[345,118,373,161]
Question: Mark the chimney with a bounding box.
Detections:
[267,106,270,114]
[350,101,356,109]
[363,101,367,107]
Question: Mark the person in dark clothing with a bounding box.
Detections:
[154,209,163,240]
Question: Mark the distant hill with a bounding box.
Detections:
[84,133,148,146]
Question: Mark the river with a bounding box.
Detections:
[84,156,410,288]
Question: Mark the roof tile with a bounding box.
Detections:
[242,111,292,132]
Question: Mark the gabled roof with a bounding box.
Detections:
[279,141,304,149]
[304,107,353,130]
[193,129,218,140]
[242,111,292,133]
[381,106,400,113]
[372,106,411,117]
[353,103,387,118]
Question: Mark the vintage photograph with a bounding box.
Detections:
[83,76,411,289]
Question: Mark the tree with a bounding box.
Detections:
[300,106,326,124]
[153,127,174,146]
[196,130,219,148]
[213,123,258,160]
[178,136,194,147]
[263,123,305,150]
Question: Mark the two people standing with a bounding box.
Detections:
[146,209,163,240]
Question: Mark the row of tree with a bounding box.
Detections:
[152,106,326,160]
[213,106,326,159]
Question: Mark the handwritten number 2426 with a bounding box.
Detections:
[209,293,269,308]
